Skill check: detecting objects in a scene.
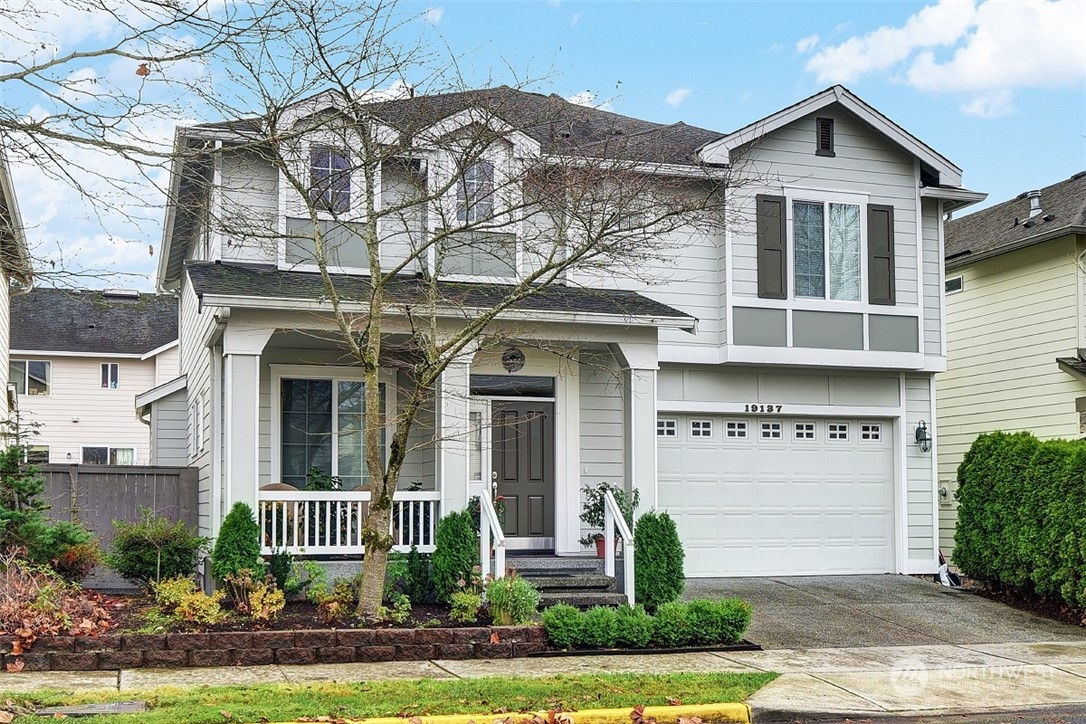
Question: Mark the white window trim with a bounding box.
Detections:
[101,362,120,389]
[793,421,817,441]
[690,418,714,439]
[269,364,397,486]
[945,275,964,295]
[828,422,850,441]
[9,359,51,397]
[860,422,883,442]
[724,420,748,439]
[788,190,869,305]
[80,445,136,465]
[760,420,783,439]
[657,418,678,437]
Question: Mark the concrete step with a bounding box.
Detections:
[540,591,629,608]
[518,573,616,592]
[506,555,605,574]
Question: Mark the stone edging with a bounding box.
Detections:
[0,626,545,672]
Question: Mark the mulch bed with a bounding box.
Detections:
[962,581,1086,628]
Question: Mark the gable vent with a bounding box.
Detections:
[816,117,835,157]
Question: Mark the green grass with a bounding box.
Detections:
[3,672,777,724]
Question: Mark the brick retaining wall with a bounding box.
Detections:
[0,626,547,672]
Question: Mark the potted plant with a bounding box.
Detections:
[578,482,640,557]
[484,570,541,625]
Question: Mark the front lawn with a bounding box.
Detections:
[2,671,777,724]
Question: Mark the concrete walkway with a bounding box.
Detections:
[4,642,1086,718]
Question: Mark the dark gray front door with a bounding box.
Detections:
[492,401,555,542]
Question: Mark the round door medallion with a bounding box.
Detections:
[501,347,526,373]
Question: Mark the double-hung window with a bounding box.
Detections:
[457,160,494,223]
[309,147,351,213]
[442,159,515,278]
[9,360,49,395]
[280,377,386,490]
[285,146,368,270]
[756,194,895,305]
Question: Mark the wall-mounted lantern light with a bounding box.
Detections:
[915,420,932,453]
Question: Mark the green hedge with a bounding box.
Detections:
[542,599,751,650]
[955,431,1086,607]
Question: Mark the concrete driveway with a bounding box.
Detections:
[684,575,1086,649]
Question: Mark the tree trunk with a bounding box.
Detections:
[356,504,392,617]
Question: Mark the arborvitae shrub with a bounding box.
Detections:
[431,510,477,603]
[633,510,684,611]
[211,502,263,582]
[405,545,434,605]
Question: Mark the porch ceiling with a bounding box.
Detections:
[187,261,695,327]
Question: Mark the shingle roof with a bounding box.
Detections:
[945,171,1086,268]
[193,86,725,167]
[11,288,178,355]
[186,261,693,323]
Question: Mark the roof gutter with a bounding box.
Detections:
[919,186,987,213]
[946,226,1086,271]
[196,292,698,332]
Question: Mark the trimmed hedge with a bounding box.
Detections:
[542,599,751,650]
[954,431,1086,607]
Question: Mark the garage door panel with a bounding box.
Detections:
[658,415,894,576]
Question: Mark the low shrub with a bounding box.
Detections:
[377,591,412,625]
[246,574,285,621]
[485,572,540,625]
[449,590,482,624]
[265,549,295,594]
[311,575,360,625]
[106,509,208,589]
[431,510,478,604]
[613,604,654,648]
[634,510,684,611]
[652,600,692,647]
[48,540,102,583]
[541,603,582,649]
[150,576,227,627]
[580,605,619,648]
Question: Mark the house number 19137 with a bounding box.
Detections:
[745,404,783,413]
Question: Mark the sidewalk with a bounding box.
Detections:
[2,642,1086,718]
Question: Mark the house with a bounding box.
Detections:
[9,288,179,464]
[936,171,1086,561]
[157,84,983,577]
[0,139,33,427]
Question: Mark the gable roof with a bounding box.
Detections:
[697,85,965,188]
[11,288,178,355]
[186,260,695,329]
[945,171,1086,270]
[0,139,32,286]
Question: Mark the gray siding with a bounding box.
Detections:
[658,365,901,408]
[150,388,189,467]
[218,149,278,265]
[905,374,935,561]
[178,276,218,537]
[578,354,624,547]
[921,198,942,356]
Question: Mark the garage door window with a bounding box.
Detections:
[725,421,747,438]
[860,423,882,441]
[828,423,849,440]
[794,422,816,440]
[690,420,713,438]
[760,421,782,439]
[657,419,677,437]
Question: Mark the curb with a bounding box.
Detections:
[262,703,752,724]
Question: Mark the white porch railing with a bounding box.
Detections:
[478,494,506,580]
[258,489,440,556]
[603,489,635,605]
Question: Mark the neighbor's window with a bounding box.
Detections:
[24,445,48,464]
[457,160,494,223]
[309,146,351,213]
[101,363,119,389]
[794,201,861,301]
[9,360,50,396]
[280,378,386,490]
[82,446,135,465]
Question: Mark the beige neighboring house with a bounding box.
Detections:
[0,141,33,425]
[9,288,179,464]
[937,171,1086,561]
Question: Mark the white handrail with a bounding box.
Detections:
[603,489,635,606]
[478,495,507,581]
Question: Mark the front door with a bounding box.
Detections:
[492,400,555,548]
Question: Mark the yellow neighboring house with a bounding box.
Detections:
[0,139,34,427]
[938,171,1086,562]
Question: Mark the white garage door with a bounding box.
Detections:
[657,416,894,577]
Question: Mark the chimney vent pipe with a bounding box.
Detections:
[1027,190,1042,217]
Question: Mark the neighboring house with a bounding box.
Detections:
[9,288,179,464]
[0,140,33,426]
[158,84,983,577]
[937,171,1086,561]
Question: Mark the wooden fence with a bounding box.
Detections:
[37,464,199,590]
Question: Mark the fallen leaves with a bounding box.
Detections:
[4,659,24,673]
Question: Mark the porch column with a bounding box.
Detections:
[222,323,273,513]
[437,353,473,515]
[615,342,659,511]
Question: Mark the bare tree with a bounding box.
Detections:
[167,0,743,615]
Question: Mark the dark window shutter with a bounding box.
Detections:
[757,195,787,299]
[816,117,835,157]
[868,204,895,305]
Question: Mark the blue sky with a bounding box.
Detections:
[5,0,1085,289]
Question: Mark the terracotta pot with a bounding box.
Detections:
[594,537,618,558]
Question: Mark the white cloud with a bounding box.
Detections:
[959,89,1015,118]
[570,11,583,27]
[796,34,819,54]
[665,88,692,107]
[567,91,596,107]
[423,6,444,24]
[804,0,1084,116]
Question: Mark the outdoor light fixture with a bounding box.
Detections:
[915,420,932,453]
